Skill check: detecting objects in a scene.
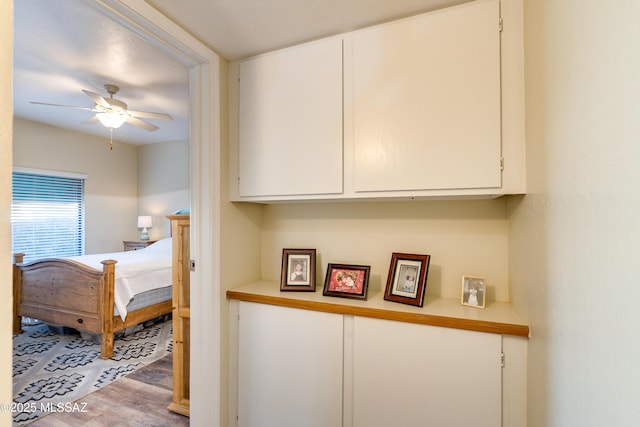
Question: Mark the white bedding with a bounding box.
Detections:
[66,237,172,320]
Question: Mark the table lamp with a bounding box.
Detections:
[137,215,152,240]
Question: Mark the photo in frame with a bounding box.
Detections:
[280,249,316,291]
[461,275,486,308]
[322,263,370,300]
[383,252,430,307]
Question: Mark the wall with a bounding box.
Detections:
[509,0,640,425]
[12,119,191,248]
[0,0,14,423]
[13,118,138,253]
[221,56,264,425]
[262,200,510,300]
[137,139,190,239]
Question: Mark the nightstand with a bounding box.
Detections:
[123,240,157,251]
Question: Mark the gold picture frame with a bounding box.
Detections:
[461,275,486,308]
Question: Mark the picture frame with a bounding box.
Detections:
[461,275,486,308]
[322,263,370,300]
[280,248,316,292]
[383,252,430,307]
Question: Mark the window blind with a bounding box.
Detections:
[11,170,85,263]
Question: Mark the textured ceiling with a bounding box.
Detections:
[146,0,470,60]
[13,0,469,145]
[13,0,189,145]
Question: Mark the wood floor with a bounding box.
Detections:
[29,354,189,427]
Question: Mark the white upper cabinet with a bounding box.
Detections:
[350,0,501,193]
[232,0,525,201]
[238,37,343,198]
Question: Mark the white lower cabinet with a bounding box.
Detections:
[237,302,344,427]
[237,302,523,427]
[351,316,502,427]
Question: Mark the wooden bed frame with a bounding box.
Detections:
[12,253,172,359]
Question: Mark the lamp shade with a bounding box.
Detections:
[137,216,152,228]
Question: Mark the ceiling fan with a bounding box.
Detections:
[30,84,173,149]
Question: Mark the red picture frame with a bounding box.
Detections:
[322,263,370,300]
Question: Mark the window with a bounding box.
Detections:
[11,168,86,263]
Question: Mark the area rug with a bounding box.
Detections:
[12,316,172,426]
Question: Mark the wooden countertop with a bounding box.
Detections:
[226,281,529,338]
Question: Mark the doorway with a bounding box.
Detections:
[12,0,221,425]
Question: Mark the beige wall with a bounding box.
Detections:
[0,0,13,423]
[261,200,510,300]
[137,139,190,240]
[220,55,263,426]
[12,119,192,251]
[13,118,138,253]
[509,0,640,425]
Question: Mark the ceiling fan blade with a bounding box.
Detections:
[82,90,111,109]
[126,115,159,132]
[127,109,173,121]
[82,116,100,124]
[30,101,95,111]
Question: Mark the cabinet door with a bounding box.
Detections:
[352,317,502,427]
[239,38,343,198]
[238,302,344,427]
[352,0,502,192]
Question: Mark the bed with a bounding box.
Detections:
[12,237,174,359]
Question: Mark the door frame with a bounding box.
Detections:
[93,1,221,425]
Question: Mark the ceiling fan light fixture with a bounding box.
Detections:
[96,111,127,129]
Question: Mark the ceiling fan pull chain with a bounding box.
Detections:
[109,128,114,151]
